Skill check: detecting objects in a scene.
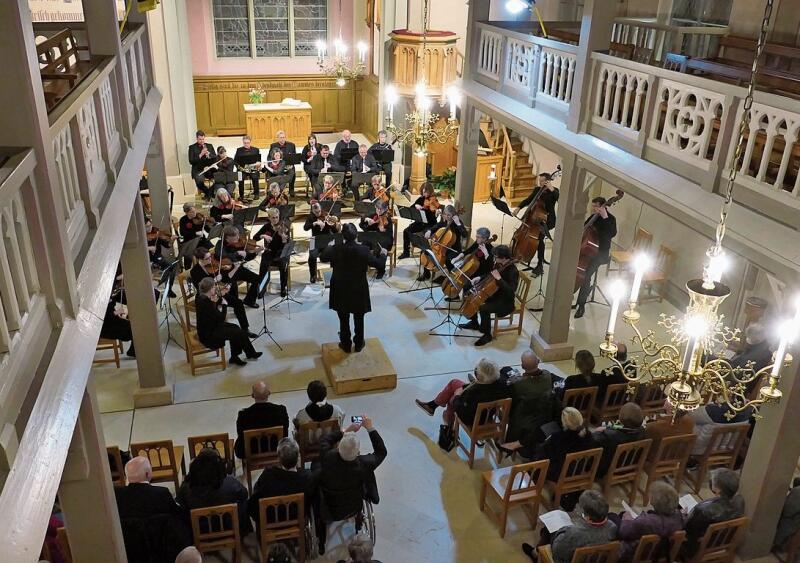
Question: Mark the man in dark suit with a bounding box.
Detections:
[115,457,183,520]
[234,381,290,459]
[333,129,359,164]
[269,130,297,196]
[350,144,379,199]
[188,130,217,199]
[234,135,261,199]
[195,277,262,366]
[368,130,393,185]
[320,223,387,353]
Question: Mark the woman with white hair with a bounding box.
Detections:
[415,358,512,429]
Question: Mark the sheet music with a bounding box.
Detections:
[539,510,573,533]
[621,501,638,519]
[679,494,699,511]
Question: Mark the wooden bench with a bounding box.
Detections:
[35,28,101,109]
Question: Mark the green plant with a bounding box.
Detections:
[429,166,456,197]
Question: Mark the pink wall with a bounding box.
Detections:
[188,0,354,76]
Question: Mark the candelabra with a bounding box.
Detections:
[316,38,367,87]
[384,84,460,157]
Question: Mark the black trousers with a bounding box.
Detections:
[382,163,392,186]
[194,174,213,198]
[536,236,546,266]
[403,222,428,253]
[224,290,249,330]
[306,172,318,196]
[337,311,365,347]
[233,266,260,303]
[210,322,256,358]
[576,255,608,305]
[258,252,288,293]
[308,248,321,278]
[470,300,511,336]
[238,171,260,199]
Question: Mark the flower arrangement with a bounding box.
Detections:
[429,166,456,199]
[248,86,266,104]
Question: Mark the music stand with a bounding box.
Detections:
[372,147,394,165]
[397,205,431,225]
[351,172,374,199]
[277,204,296,222]
[232,206,260,228]
[236,152,261,167]
[178,236,202,262]
[264,174,291,190]
[400,235,437,302]
[207,222,226,241]
[421,249,473,342]
[252,273,283,351]
[156,258,182,351]
[354,201,376,217]
[319,200,343,216]
[284,153,302,166]
[269,240,302,314]
[490,195,515,244]
[338,148,358,167]
[357,231,392,284]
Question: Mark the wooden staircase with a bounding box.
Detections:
[508,137,536,204]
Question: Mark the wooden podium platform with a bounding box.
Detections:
[321,338,397,395]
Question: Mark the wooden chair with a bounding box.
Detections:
[493,271,532,337]
[607,227,653,276]
[602,439,652,505]
[636,384,667,418]
[56,527,72,563]
[36,28,97,109]
[687,517,748,563]
[563,386,599,421]
[591,383,630,424]
[775,526,800,563]
[641,245,675,303]
[631,531,686,563]
[638,433,696,504]
[632,47,654,65]
[258,493,306,563]
[295,419,340,465]
[539,541,621,563]
[663,52,689,73]
[188,432,236,475]
[544,448,603,510]
[177,304,227,376]
[684,423,749,495]
[107,445,126,487]
[454,398,513,468]
[480,459,549,537]
[128,440,186,490]
[177,272,197,329]
[243,426,285,493]
[94,338,123,368]
[190,503,241,563]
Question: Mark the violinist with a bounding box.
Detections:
[144,216,175,270]
[269,130,297,197]
[359,200,392,236]
[264,181,289,208]
[100,268,135,358]
[214,225,262,308]
[253,208,290,298]
[512,172,559,277]
[398,182,439,260]
[178,202,214,268]
[309,146,344,197]
[418,204,468,281]
[190,248,256,338]
[234,135,261,199]
[458,244,519,347]
[209,188,238,223]
[574,197,617,319]
[317,174,341,202]
[211,146,236,195]
[301,133,319,188]
[304,200,340,283]
[362,175,389,204]
[368,130,393,185]
[188,130,216,199]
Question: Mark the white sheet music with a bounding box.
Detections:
[679,494,699,511]
[539,510,573,533]
[621,501,638,518]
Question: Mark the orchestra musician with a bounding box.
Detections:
[317,174,341,202]
[269,130,297,196]
[512,172,559,277]
[458,244,519,347]
[253,207,290,298]
[309,145,344,198]
[211,146,236,195]
[368,130,393,186]
[144,216,175,270]
[215,225,262,308]
[190,247,256,338]
[195,277,263,366]
[349,144,379,200]
[188,130,217,199]
[234,135,261,200]
[418,204,468,280]
[359,200,392,236]
[398,182,439,260]
[333,129,359,164]
[209,188,238,224]
[100,269,135,358]
[304,200,340,283]
[301,133,319,189]
[361,175,388,203]
[574,196,617,319]
[264,181,289,208]
[262,148,288,179]
[178,202,214,268]
[452,227,495,279]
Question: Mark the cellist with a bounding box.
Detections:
[458,244,519,347]
[418,204,468,281]
[446,227,495,302]
[512,172,559,277]
[574,196,617,319]
[398,182,439,260]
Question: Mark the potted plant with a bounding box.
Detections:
[429,166,456,199]
[248,86,266,104]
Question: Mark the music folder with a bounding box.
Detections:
[277,204,295,221]
[398,205,428,224]
[354,201,376,217]
[236,152,261,166]
[265,174,291,189]
[232,206,260,227]
[339,147,359,165]
[372,148,395,164]
[284,153,302,166]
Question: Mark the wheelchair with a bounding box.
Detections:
[305,494,376,557]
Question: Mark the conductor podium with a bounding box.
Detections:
[321,338,397,395]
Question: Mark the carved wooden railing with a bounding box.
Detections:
[498,124,516,197]
[611,18,729,61]
[389,29,460,98]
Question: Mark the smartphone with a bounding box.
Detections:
[351,415,363,423]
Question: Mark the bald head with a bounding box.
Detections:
[252,381,270,402]
[125,456,152,484]
[175,546,202,563]
[521,350,540,373]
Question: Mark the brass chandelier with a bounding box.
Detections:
[316,0,366,87]
[598,0,797,417]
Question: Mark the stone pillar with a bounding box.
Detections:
[145,118,173,233]
[531,154,588,361]
[58,382,127,563]
[454,101,480,228]
[121,197,173,408]
[567,0,615,133]
[739,354,800,559]
[656,0,674,25]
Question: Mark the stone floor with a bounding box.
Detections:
[95,149,703,562]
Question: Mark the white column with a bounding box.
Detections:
[146,118,173,234]
[454,101,480,228]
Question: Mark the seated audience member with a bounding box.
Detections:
[175,546,203,563]
[415,358,512,427]
[599,343,631,402]
[688,401,752,457]
[614,482,684,561]
[592,402,645,477]
[266,543,296,563]
[176,448,250,535]
[522,490,617,562]
[234,381,290,459]
[562,349,601,397]
[774,478,800,551]
[682,468,745,558]
[115,457,184,519]
[294,379,346,429]
[336,535,382,563]
[644,399,695,461]
[731,322,772,372]
[506,350,558,444]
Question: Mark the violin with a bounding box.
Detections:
[423,195,440,212]
[574,189,624,292]
[442,234,498,299]
[461,259,515,318]
[267,187,290,207]
[191,212,216,226]
[511,166,562,264]
[229,233,261,253]
[147,226,173,244]
[206,257,236,276]
[319,210,341,228]
[320,183,341,201]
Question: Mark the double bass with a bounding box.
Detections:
[510,166,562,264]
[460,260,515,318]
[441,234,497,298]
[573,189,624,292]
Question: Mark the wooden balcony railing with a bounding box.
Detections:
[611,17,729,61]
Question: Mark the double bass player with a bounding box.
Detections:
[512,172,559,277]
[574,197,617,319]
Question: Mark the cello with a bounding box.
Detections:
[573,189,624,292]
[460,259,515,318]
[510,166,562,264]
[419,206,465,272]
[441,234,497,298]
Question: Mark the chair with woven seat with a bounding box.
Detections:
[591,383,630,424]
[601,439,652,504]
[480,459,549,537]
[188,432,236,475]
[493,271,532,338]
[687,517,748,563]
[640,245,675,303]
[295,419,340,466]
[544,448,603,510]
[684,423,749,495]
[129,439,186,490]
[638,433,696,504]
[454,398,513,468]
[258,493,306,563]
[631,531,686,563]
[607,227,652,276]
[177,304,226,376]
[539,541,621,563]
[94,338,123,368]
[191,503,241,563]
[107,445,126,487]
[563,387,598,422]
[243,426,285,493]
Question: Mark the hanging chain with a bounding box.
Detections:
[420,0,430,82]
[713,0,774,249]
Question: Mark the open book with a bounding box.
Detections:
[539,510,573,533]
[679,494,699,511]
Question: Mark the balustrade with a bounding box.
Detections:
[611,18,729,61]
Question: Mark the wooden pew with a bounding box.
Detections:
[35,28,103,110]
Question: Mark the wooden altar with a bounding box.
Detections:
[244,102,312,147]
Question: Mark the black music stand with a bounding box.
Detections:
[253,274,283,350]
[338,148,358,168]
[351,172,374,199]
[319,199,343,216]
[284,153,302,166]
[372,148,394,165]
[178,236,202,262]
[269,240,302,314]
[277,204,296,222]
[354,201,376,217]
[398,205,432,226]
[232,206,260,228]
[490,195,514,244]
[236,152,261,167]
[400,235,437,304]
[264,174,291,191]
[156,258,183,352]
[207,222,226,241]
[422,249,474,342]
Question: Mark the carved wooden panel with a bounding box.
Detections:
[245,105,312,148]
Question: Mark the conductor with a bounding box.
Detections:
[320,223,387,354]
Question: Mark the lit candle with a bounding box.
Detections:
[357,41,367,64]
[682,337,699,373]
[682,316,707,373]
[607,279,626,335]
[385,86,397,123]
[489,164,497,180]
[316,40,326,63]
[334,39,345,58]
[629,253,651,304]
[772,303,800,378]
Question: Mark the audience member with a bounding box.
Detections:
[774,478,800,550]
[336,535,382,563]
[592,402,645,477]
[598,343,631,402]
[294,379,346,429]
[562,350,601,397]
[176,448,250,535]
[175,546,203,563]
[682,468,745,557]
[644,399,695,461]
[688,401,752,457]
[730,322,772,372]
[115,457,184,520]
[234,381,290,459]
[266,542,296,563]
[506,350,558,444]
[614,482,683,561]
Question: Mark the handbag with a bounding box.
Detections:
[438,424,455,451]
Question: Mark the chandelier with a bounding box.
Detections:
[384,0,460,156]
[598,0,797,417]
[316,0,366,87]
